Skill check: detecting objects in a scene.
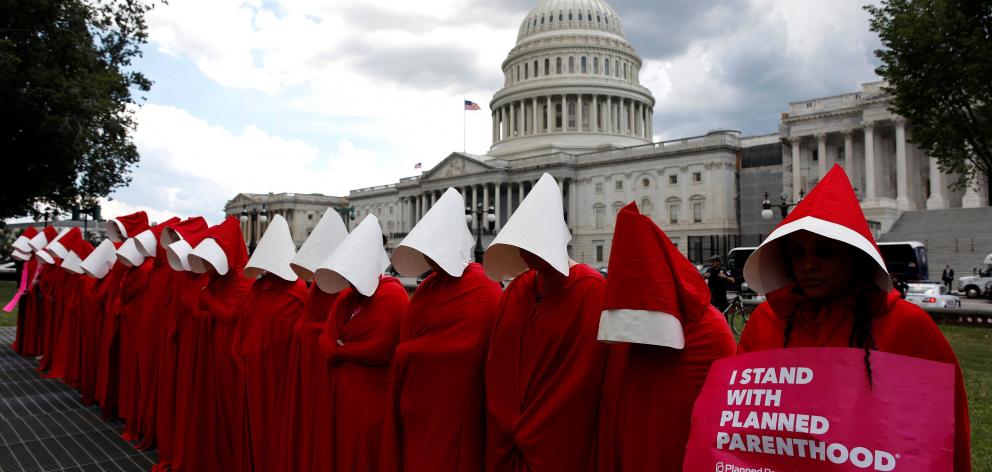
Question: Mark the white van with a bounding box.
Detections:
[958,253,992,298]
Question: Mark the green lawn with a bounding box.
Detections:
[0,279,987,467]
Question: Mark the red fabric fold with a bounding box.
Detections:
[485,264,609,472]
[381,263,500,472]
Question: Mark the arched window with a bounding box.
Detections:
[604,58,610,75]
[569,57,575,73]
[593,57,599,74]
[549,13,554,23]
[622,63,627,80]
[567,102,576,128]
[569,11,573,21]
[690,195,705,223]
[615,58,620,77]
[640,198,654,217]
[612,201,624,219]
[556,57,562,74]
[559,12,563,21]
[540,15,545,25]
[516,65,520,82]
[597,13,601,23]
[534,60,538,77]
[581,102,589,128]
[545,58,550,75]
[524,63,528,79]
[578,12,583,21]
[580,56,587,73]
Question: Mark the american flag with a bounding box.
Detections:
[414,162,422,170]
[464,100,481,111]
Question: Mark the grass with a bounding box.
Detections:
[0,280,987,467]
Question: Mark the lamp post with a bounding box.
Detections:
[336,206,356,231]
[33,206,58,227]
[239,204,268,254]
[760,191,804,221]
[466,201,496,263]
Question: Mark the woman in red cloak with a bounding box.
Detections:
[738,165,971,472]
[178,216,253,471]
[312,215,409,472]
[9,226,39,354]
[274,208,349,472]
[41,228,89,381]
[17,226,60,357]
[78,240,125,406]
[483,173,609,472]
[596,202,737,471]
[230,215,307,471]
[152,216,209,472]
[381,187,501,472]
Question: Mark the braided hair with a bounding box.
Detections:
[782,243,878,386]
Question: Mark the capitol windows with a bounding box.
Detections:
[524,63,529,79]
[669,174,678,185]
[556,57,562,74]
[593,57,599,74]
[569,57,575,73]
[594,241,604,263]
[581,102,589,128]
[581,57,587,73]
[692,171,702,183]
[641,177,650,188]
[555,103,563,128]
[516,65,520,82]
[545,58,550,75]
[623,63,627,80]
[578,12,583,21]
[691,196,705,223]
[594,204,606,229]
[595,182,604,194]
[604,58,610,75]
[615,180,623,191]
[540,15,544,24]
[640,198,654,217]
[569,12,573,21]
[567,102,576,128]
[667,198,680,224]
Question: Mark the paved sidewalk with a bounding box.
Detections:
[0,328,156,472]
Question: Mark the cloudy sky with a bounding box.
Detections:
[102,0,884,223]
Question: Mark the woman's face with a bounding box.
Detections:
[786,231,857,300]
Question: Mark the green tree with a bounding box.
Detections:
[0,0,160,220]
[867,0,992,198]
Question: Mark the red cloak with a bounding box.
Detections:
[175,216,252,472]
[596,201,739,471]
[275,285,338,472]
[45,236,93,382]
[381,262,500,472]
[313,276,408,472]
[231,274,307,471]
[80,262,126,406]
[12,257,41,356]
[118,258,155,440]
[133,217,183,449]
[485,264,609,472]
[738,287,972,472]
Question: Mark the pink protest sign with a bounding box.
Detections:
[683,347,954,472]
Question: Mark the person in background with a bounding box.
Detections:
[703,255,733,311]
[738,165,971,472]
[942,265,955,291]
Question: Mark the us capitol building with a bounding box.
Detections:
[228,0,988,268]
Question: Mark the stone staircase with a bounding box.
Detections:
[878,207,992,281]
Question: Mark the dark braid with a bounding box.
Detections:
[848,289,877,387]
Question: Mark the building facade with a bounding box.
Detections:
[224,192,350,248]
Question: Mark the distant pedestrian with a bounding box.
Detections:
[703,256,733,311]
[942,265,955,291]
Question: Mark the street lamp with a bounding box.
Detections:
[33,206,59,227]
[239,204,268,254]
[466,201,496,263]
[760,191,804,220]
[336,206,356,231]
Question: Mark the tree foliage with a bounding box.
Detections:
[867,0,992,195]
[0,0,159,220]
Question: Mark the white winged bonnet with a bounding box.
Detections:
[392,188,474,278]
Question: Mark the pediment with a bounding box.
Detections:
[422,153,494,181]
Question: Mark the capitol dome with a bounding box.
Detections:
[489,0,656,158]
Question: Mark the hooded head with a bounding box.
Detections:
[106,211,150,243]
[163,217,209,271]
[189,217,249,277]
[81,240,119,279]
[12,227,38,253]
[598,202,713,348]
[135,216,182,258]
[244,214,298,281]
[484,173,571,280]
[46,227,83,261]
[393,188,474,278]
[314,215,390,296]
[29,226,60,252]
[743,164,891,296]
[11,249,32,262]
[116,238,148,267]
[290,209,348,281]
[61,237,95,275]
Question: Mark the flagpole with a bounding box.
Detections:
[463,98,467,153]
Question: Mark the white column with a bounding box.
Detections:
[483,183,490,210]
[926,157,949,209]
[518,182,525,208]
[843,129,854,180]
[494,183,503,230]
[532,97,538,135]
[492,112,497,143]
[606,96,613,133]
[560,94,567,130]
[546,96,553,133]
[577,94,583,132]
[647,107,653,140]
[895,119,911,210]
[863,122,877,201]
[509,102,516,137]
[791,138,802,202]
[962,172,987,208]
[628,100,635,135]
[816,133,828,179]
[472,185,479,212]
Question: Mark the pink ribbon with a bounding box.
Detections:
[3,264,29,313]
